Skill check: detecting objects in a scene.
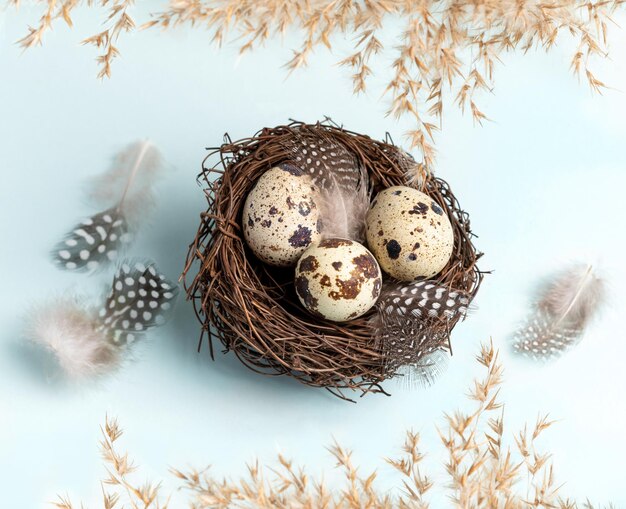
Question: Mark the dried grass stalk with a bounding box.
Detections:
[56,342,615,509]
[11,0,624,169]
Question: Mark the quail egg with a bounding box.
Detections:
[294,238,382,322]
[366,186,454,281]
[243,164,322,267]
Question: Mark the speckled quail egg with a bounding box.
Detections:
[243,164,322,267]
[366,186,454,281]
[294,238,382,322]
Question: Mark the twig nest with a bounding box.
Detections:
[366,186,454,281]
[183,120,483,399]
[295,239,382,322]
[243,165,322,266]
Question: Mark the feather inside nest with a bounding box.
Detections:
[281,129,370,242]
[371,280,470,385]
[52,141,164,272]
[512,263,605,360]
[25,260,178,378]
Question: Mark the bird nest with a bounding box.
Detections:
[183,120,483,400]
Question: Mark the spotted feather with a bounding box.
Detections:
[282,129,361,191]
[51,140,164,271]
[280,128,370,242]
[512,264,605,360]
[52,208,132,271]
[97,260,178,345]
[378,280,470,321]
[371,280,470,381]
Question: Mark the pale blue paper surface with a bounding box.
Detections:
[1,4,626,507]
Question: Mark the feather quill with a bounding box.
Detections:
[512,263,605,360]
[52,141,164,271]
[282,129,370,242]
[371,280,470,384]
[25,259,178,378]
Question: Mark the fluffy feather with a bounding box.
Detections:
[88,140,164,213]
[25,259,178,378]
[52,141,164,271]
[512,263,605,360]
[26,296,119,378]
[317,164,370,241]
[371,280,470,383]
[282,130,370,242]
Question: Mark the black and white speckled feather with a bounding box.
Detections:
[97,260,178,346]
[378,280,470,322]
[372,280,470,383]
[283,130,362,191]
[52,208,132,271]
[25,259,178,378]
[51,141,163,272]
[512,264,605,360]
[281,129,370,242]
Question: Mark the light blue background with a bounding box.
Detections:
[2,3,626,507]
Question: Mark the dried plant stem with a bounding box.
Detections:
[11,0,625,169]
[56,342,612,509]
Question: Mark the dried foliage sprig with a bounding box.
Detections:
[57,342,613,508]
[11,1,625,171]
[15,0,136,79]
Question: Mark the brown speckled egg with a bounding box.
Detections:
[366,186,453,281]
[294,239,382,322]
[243,164,322,267]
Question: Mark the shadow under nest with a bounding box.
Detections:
[182,119,483,401]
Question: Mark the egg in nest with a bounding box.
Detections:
[366,186,454,281]
[294,238,382,322]
[243,164,322,267]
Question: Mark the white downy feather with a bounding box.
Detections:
[26,296,119,378]
[317,166,370,242]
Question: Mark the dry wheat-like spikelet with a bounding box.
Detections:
[10,0,625,171]
[54,416,171,509]
[58,341,614,508]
